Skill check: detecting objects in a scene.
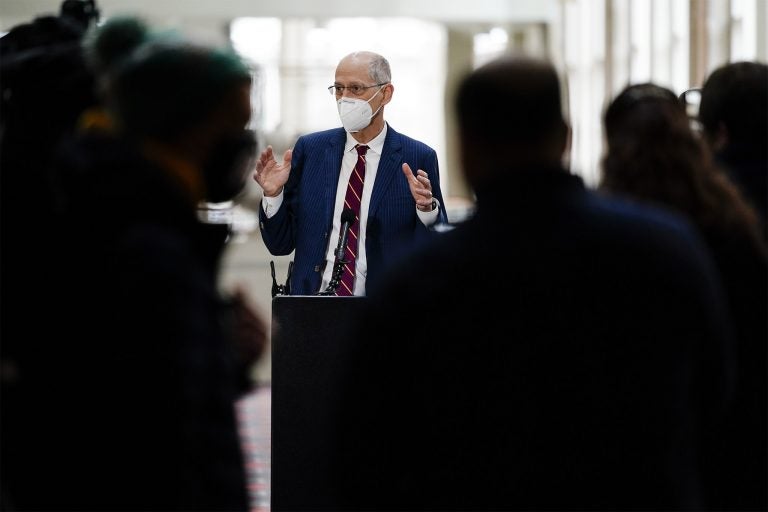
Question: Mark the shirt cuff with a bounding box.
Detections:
[261,190,284,219]
[416,197,440,225]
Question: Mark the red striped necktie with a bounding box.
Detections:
[336,144,368,296]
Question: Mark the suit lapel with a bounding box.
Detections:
[368,127,401,218]
[324,129,346,221]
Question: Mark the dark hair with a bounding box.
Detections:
[82,16,151,77]
[0,1,97,167]
[699,61,768,159]
[110,42,252,142]
[456,56,564,146]
[60,0,100,30]
[601,83,762,240]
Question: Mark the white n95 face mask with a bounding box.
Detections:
[337,86,384,133]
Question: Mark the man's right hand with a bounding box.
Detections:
[253,145,293,197]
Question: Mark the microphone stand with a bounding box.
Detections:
[318,256,347,295]
[317,208,356,296]
[271,260,293,297]
[270,261,285,297]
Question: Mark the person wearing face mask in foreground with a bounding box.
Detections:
[253,50,448,296]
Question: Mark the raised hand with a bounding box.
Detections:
[253,145,293,197]
[401,163,435,211]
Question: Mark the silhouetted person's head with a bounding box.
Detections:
[82,16,151,87]
[604,82,683,130]
[602,83,706,207]
[601,82,762,239]
[699,61,767,161]
[59,0,99,31]
[109,41,256,203]
[603,83,692,173]
[455,55,569,194]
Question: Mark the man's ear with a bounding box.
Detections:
[380,83,394,106]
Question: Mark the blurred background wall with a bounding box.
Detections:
[3,0,766,200]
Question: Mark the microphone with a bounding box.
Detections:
[335,208,356,262]
[317,208,356,295]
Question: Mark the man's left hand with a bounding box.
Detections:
[402,163,435,211]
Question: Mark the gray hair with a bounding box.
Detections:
[368,53,391,84]
[341,51,391,84]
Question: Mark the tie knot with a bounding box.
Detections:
[355,144,369,156]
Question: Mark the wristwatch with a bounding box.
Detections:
[420,199,437,212]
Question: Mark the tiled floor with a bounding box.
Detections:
[237,385,272,512]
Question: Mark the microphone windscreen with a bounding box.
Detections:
[341,208,356,224]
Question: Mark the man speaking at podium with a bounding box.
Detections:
[253,50,447,296]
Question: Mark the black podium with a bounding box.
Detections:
[270,294,367,511]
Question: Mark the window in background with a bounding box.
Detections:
[231,18,282,134]
[473,27,509,67]
[562,0,691,186]
[629,0,652,84]
[562,0,607,186]
[669,0,690,94]
[707,0,732,76]
[731,0,758,61]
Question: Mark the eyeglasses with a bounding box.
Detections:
[328,83,388,96]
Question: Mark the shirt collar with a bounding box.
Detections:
[345,122,388,155]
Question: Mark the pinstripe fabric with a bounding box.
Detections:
[337,145,368,296]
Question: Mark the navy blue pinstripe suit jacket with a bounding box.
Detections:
[259,125,448,295]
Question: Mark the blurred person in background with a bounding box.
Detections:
[1,16,266,511]
[698,61,768,240]
[329,55,735,511]
[0,0,101,398]
[1,3,101,508]
[600,82,767,511]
